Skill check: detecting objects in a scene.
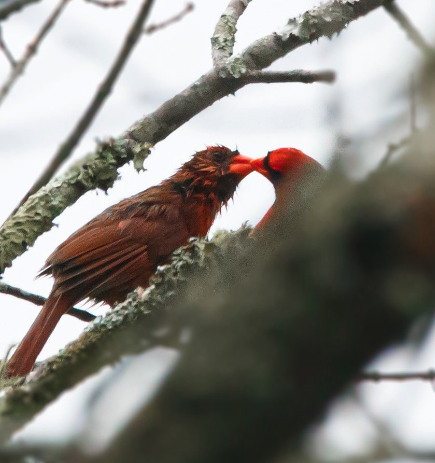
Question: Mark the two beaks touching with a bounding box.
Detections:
[7,146,323,378]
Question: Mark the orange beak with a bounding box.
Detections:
[228,154,255,177]
[250,157,270,179]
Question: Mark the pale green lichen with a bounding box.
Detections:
[131,141,153,172]
[281,0,356,42]
[211,14,237,55]
[0,228,252,442]
[218,57,248,78]
[0,137,134,274]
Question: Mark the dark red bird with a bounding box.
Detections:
[8,146,253,377]
[251,147,324,230]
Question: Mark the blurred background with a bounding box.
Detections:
[1,0,434,459]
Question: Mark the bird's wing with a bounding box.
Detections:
[42,201,189,303]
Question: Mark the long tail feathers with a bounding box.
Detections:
[7,293,72,377]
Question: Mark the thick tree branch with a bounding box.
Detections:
[211,0,252,67]
[384,1,434,59]
[2,124,435,454]
[0,281,96,322]
[91,137,435,463]
[0,0,71,107]
[0,232,250,443]
[3,130,435,460]
[235,0,388,76]
[7,0,156,220]
[0,0,389,275]
[0,0,42,20]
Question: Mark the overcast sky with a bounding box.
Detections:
[1,0,435,455]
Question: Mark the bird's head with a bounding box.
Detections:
[171,146,254,203]
[251,148,323,185]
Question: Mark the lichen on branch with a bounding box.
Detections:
[0,228,252,443]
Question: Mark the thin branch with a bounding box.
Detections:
[378,134,411,168]
[384,0,434,59]
[242,69,336,85]
[211,0,252,67]
[379,75,419,169]
[0,0,42,20]
[144,2,194,35]
[0,0,70,106]
[0,26,16,67]
[0,0,391,275]
[6,0,156,220]
[84,0,125,7]
[358,370,435,382]
[0,281,96,322]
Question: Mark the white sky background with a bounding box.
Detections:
[1,0,435,456]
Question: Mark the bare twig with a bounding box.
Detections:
[0,26,16,67]
[379,75,419,169]
[0,0,70,106]
[211,0,252,67]
[7,0,156,220]
[378,134,412,168]
[242,69,336,85]
[358,370,435,382]
[384,1,434,59]
[0,0,42,20]
[84,0,125,7]
[144,3,194,35]
[0,281,96,322]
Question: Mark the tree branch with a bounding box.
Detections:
[83,0,125,7]
[4,128,434,461]
[0,281,96,322]
[0,0,71,107]
[234,0,389,76]
[358,370,435,382]
[0,0,390,276]
[90,135,435,463]
[211,0,252,68]
[6,0,156,220]
[378,133,412,167]
[144,2,194,35]
[0,232,251,443]
[3,124,435,453]
[0,0,43,20]
[242,69,336,85]
[384,0,434,59]
[0,26,16,68]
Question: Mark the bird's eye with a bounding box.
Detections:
[211,150,227,163]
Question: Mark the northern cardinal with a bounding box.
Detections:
[250,148,324,230]
[7,146,253,377]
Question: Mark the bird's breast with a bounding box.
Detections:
[183,199,219,237]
